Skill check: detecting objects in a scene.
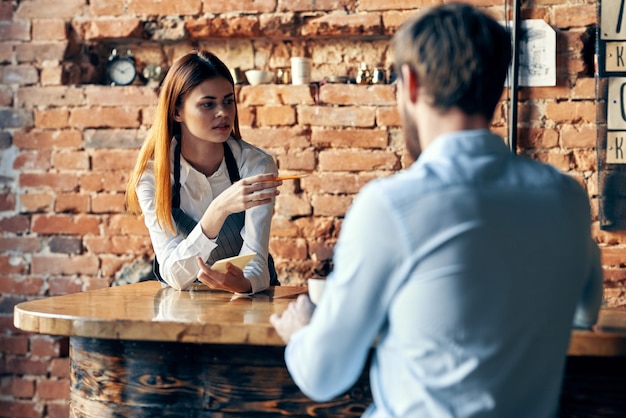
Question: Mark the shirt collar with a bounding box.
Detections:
[416,129,510,166]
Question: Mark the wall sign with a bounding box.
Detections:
[599,1,626,229]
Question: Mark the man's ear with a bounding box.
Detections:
[400,64,418,104]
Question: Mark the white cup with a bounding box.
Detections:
[291,57,312,85]
[307,278,326,305]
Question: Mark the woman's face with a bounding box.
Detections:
[174,76,236,145]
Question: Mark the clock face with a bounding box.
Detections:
[108,58,136,86]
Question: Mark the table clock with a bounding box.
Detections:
[106,49,137,86]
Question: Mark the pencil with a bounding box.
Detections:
[260,174,308,182]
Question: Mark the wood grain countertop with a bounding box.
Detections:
[14,281,626,355]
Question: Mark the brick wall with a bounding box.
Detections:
[0,0,622,416]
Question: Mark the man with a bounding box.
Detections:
[270,3,603,417]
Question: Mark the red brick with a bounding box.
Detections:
[0,237,41,253]
[312,194,354,216]
[2,376,35,397]
[270,216,301,238]
[30,335,68,357]
[320,85,395,106]
[304,172,380,194]
[554,4,597,28]
[269,237,308,259]
[31,214,100,235]
[311,128,388,148]
[0,215,30,233]
[0,276,45,295]
[376,106,401,127]
[308,238,336,261]
[128,0,201,15]
[382,10,415,34]
[302,13,383,37]
[47,276,84,295]
[84,85,158,107]
[299,106,376,127]
[318,149,398,171]
[0,336,29,355]
[4,356,49,375]
[185,16,260,38]
[560,124,597,148]
[15,41,68,63]
[46,402,70,418]
[17,86,85,107]
[0,400,41,418]
[13,151,50,173]
[80,18,144,40]
[32,254,99,275]
[34,108,69,129]
[32,19,67,41]
[203,0,276,13]
[83,235,154,254]
[276,149,316,171]
[105,214,150,235]
[240,85,315,106]
[90,0,125,16]
[80,171,130,192]
[90,149,139,170]
[52,150,89,170]
[49,358,70,378]
[0,2,13,20]
[359,0,434,11]
[40,65,64,86]
[0,64,39,85]
[0,20,30,41]
[277,0,356,12]
[518,128,559,149]
[0,192,16,211]
[256,105,296,126]
[240,127,311,149]
[545,101,596,124]
[55,193,89,213]
[13,129,82,149]
[69,107,140,129]
[91,193,126,213]
[16,0,84,19]
[36,378,69,401]
[275,194,312,218]
[19,173,78,191]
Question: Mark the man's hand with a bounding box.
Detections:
[270,294,315,343]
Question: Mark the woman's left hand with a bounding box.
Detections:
[195,257,252,293]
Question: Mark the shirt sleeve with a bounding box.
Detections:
[137,170,218,291]
[284,182,404,401]
[572,239,603,329]
[238,148,278,293]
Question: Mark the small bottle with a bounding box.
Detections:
[356,62,371,84]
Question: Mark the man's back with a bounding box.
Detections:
[367,130,601,416]
[282,130,601,418]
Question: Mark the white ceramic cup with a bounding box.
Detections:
[307,278,326,305]
[291,57,312,85]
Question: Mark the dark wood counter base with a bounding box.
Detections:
[69,337,372,417]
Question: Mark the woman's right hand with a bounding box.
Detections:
[199,173,281,239]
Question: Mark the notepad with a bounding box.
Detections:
[211,253,256,273]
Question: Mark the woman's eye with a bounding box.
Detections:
[202,102,216,108]
[224,98,235,105]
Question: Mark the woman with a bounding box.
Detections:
[126,51,281,293]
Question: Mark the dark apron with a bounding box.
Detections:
[153,139,279,286]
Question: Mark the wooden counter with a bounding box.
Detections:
[14,281,626,417]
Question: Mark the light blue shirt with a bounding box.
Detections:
[285,130,603,417]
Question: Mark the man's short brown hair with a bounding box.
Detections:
[393,2,512,121]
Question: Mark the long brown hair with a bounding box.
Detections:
[125,51,241,234]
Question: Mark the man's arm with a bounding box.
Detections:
[572,240,603,329]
